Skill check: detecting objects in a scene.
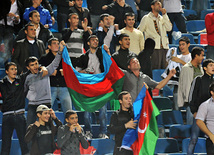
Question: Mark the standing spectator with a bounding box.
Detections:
[136,0,152,19]
[62,13,91,67]
[112,33,137,70]
[0,0,22,66]
[178,47,204,125]
[24,41,65,126]
[75,35,110,139]
[196,83,214,155]
[187,59,214,155]
[105,0,134,29]
[53,0,74,33]
[25,105,62,155]
[87,0,112,30]
[205,12,214,60]
[161,0,187,44]
[192,0,210,18]
[120,12,144,55]
[69,0,92,29]
[15,10,54,47]
[23,0,52,28]
[39,38,72,115]
[57,110,88,155]
[96,14,119,54]
[0,62,29,155]
[138,0,172,69]
[12,23,45,74]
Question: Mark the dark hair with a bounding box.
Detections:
[118,33,129,41]
[179,36,190,44]
[209,82,214,94]
[65,110,77,119]
[118,91,130,100]
[100,13,109,21]
[5,62,17,71]
[87,35,98,42]
[127,57,138,65]
[202,59,214,71]
[48,37,59,46]
[24,22,35,31]
[151,0,159,5]
[124,12,135,20]
[69,13,78,19]
[25,56,38,67]
[191,47,204,59]
[37,111,43,115]
[29,10,39,18]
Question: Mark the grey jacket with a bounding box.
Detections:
[57,125,88,155]
[24,51,62,105]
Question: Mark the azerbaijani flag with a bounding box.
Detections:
[62,45,124,112]
[121,86,160,155]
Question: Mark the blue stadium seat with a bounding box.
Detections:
[0,124,2,140]
[107,110,114,125]
[161,110,183,128]
[55,111,64,124]
[186,20,206,33]
[155,138,179,154]
[183,9,197,17]
[153,96,173,111]
[172,33,195,45]
[169,125,191,139]
[91,139,115,155]
[182,138,207,153]
[10,139,22,155]
[12,130,18,139]
[201,9,214,20]
[0,68,6,80]
[50,21,58,33]
[83,124,100,138]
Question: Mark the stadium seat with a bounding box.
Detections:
[107,110,114,125]
[182,138,207,153]
[172,33,195,45]
[183,9,197,17]
[55,111,64,124]
[10,139,22,155]
[186,20,206,33]
[83,124,100,138]
[188,44,205,53]
[0,124,2,140]
[161,110,183,128]
[91,139,115,155]
[153,96,173,111]
[50,21,58,33]
[12,130,18,139]
[198,33,208,45]
[0,68,6,80]
[201,9,214,20]
[154,138,179,154]
[169,125,191,139]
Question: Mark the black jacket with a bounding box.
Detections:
[109,108,134,148]
[15,23,54,46]
[0,72,29,113]
[39,51,67,87]
[76,47,104,72]
[189,72,214,114]
[53,0,70,15]
[87,0,112,15]
[12,38,45,74]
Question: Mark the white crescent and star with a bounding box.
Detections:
[138,112,148,133]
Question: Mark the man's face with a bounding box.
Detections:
[124,16,135,28]
[30,12,40,24]
[25,26,36,39]
[6,65,17,80]
[27,60,40,74]
[119,37,130,49]
[102,16,110,28]
[48,40,59,52]
[69,14,79,27]
[151,1,162,13]
[195,51,205,65]
[38,110,50,123]
[204,62,214,76]
[66,113,78,126]
[128,58,141,71]
[74,0,83,8]
[88,37,99,49]
[119,93,132,111]
[179,41,190,54]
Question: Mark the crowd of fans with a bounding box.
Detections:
[0,0,214,154]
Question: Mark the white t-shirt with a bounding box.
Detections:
[177,53,192,67]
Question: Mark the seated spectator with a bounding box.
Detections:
[12,23,45,74]
[96,14,119,54]
[112,33,137,70]
[15,10,53,47]
[62,13,91,67]
[25,105,62,155]
[104,0,134,29]
[57,110,88,155]
[120,12,144,55]
[24,41,65,127]
[39,38,72,115]
[69,0,92,29]
[23,0,52,28]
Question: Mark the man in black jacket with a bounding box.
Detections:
[12,22,45,74]
[188,59,214,155]
[15,10,53,47]
[109,91,137,155]
[0,62,29,155]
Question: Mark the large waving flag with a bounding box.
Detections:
[62,45,124,112]
[121,86,160,155]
